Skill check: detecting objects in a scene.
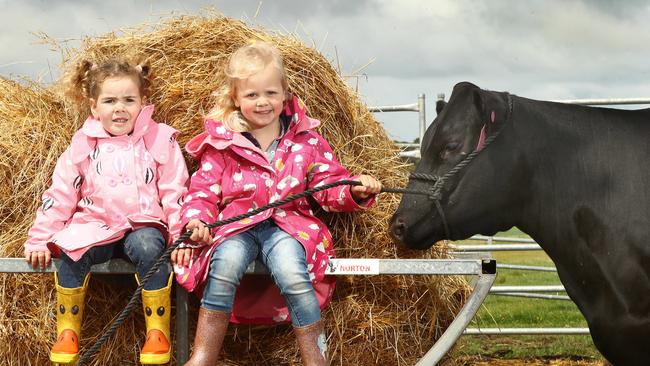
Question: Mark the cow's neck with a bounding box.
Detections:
[512,98,650,321]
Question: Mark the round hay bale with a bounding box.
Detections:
[0,77,72,255]
[0,13,469,365]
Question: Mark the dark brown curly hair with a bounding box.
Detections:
[66,58,153,105]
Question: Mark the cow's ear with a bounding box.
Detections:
[477,89,508,124]
[436,100,446,115]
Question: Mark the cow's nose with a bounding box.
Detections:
[390,217,406,242]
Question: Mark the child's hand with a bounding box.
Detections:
[171,219,213,267]
[25,250,51,270]
[350,174,382,202]
[171,248,195,267]
[186,219,214,245]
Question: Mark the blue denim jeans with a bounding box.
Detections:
[202,219,321,327]
[57,227,171,290]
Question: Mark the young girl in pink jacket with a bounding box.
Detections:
[24,59,188,364]
[171,42,381,365]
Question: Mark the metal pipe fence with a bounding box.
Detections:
[460,235,579,335]
[460,236,566,290]
[369,94,426,157]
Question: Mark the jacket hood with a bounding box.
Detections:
[80,104,155,139]
[185,96,321,158]
[70,105,178,164]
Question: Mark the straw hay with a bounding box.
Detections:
[0,13,469,365]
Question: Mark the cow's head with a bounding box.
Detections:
[390,82,517,249]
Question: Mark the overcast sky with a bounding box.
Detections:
[2,0,650,142]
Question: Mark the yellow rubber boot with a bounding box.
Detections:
[138,274,173,364]
[50,272,89,364]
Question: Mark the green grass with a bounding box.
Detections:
[448,231,605,361]
[492,227,530,238]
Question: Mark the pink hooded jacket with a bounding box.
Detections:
[176,96,375,324]
[24,105,189,261]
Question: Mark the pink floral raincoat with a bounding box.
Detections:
[176,96,375,324]
[24,105,189,261]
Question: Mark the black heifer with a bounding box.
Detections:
[390,82,650,365]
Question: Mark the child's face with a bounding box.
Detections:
[90,76,144,136]
[234,64,286,131]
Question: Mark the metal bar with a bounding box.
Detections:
[398,150,421,159]
[497,263,557,272]
[416,272,496,365]
[241,258,486,276]
[376,258,483,275]
[553,97,650,106]
[0,258,137,273]
[1,258,485,276]
[470,235,537,243]
[418,93,426,145]
[464,327,590,335]
[0,258,260,275]
[491,292,571,300]
[368,102,419,112]
[490,285,565,293]
[175,284,189,364]
[368,95,426,161]
[395,142,420,148]
[449,244,542,251]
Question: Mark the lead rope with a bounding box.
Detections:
[75,179,429,366]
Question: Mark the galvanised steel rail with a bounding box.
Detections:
[492,292,571,301]
[368,102,419,112]
[450,243,542,251]
[497,263,557,272]
[470,235,536,243]
[554,97,650,106]
[464,327,590,335]
[490,285,565,293]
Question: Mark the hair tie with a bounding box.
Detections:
[90,64,98,71]
[135,65,143,73]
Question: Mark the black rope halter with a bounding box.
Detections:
[406,93,514,239]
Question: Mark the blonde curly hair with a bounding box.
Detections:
[206,42,288,132]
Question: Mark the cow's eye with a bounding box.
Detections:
[439,141,460,160]
[445,141,460,151]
